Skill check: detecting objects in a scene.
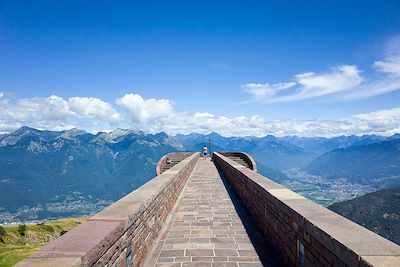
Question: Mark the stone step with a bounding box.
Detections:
[160,159,185,173]
[226,156,249,168]
[228,158,247,164]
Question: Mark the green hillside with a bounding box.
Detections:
[0,217,86,266]
[329,187,400,245]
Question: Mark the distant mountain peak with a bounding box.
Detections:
[206,132,223,138]
[59,128,88,140]
[388,133,400,140]
[13,126,40,135]
[0,126,43,147]
[94,128,143,143]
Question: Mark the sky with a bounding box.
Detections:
[1,0,400,137]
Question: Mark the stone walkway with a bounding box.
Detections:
[144,158,280,267]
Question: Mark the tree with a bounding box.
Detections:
[18,224,27,236]
[0,226,5,242]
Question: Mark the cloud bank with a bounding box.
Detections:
[0,92,399,137]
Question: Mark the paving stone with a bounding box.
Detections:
[158,257,174,263]
[174,257,192,263]
[195,243,215,249]
[156,263,182,267]
[210,237,234,244]
[173,243,196,249]
[227,257,255,262]
[237,250,258,257]
[190,237,211,243]
[186,249,214,257]
[165,238,190,244]
[212,263,238,267]
[238,263,263,267]
[192,257,213,262]
[182,263,211,267]
[159,250,185,258]
[213,257,228,262]
[214,244,239,249]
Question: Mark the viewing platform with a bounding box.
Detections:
[18,152,400,267]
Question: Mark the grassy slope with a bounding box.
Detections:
[0,217,87,266]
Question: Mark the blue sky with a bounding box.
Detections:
[1,1,400,136]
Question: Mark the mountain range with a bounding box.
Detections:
[281,134,387,154]
[176,133,317,170]
[0,127,179,222]
[305,139,400,188]
[0,126,399,223]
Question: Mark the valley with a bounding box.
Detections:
[279,169,375,207]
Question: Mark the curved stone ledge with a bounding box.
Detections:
[218,151,257,171]
[213,152,400,267]
[19,152,200,267]
[156,152,195,175]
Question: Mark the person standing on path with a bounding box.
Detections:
[202,145,208,158]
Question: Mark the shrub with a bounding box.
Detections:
[0,226,5,242]
[18,224,27,236]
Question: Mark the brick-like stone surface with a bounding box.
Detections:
[213,152,400,267]
[145,158,281,266]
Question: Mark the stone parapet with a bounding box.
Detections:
[156,152,195,175]
[218,151,257,171]
[18,152,200,267]
[213,152,400,267]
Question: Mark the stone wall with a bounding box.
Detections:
[213,152,400,267]
[218,152,257,171]
[156,152,195,175]
[18,153,200,267]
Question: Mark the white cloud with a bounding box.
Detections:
[242,82,296,100]
[68,97,121,123]
[339,51,400,100]
[0,92,399,137]
[374,54,400,76]
[243,65,364,102]
[113,94,400,137]
[0,94,121,132]
[374,35,400,76]
[354,107,400,121]
[243,37,400,102]
[159,107,400,137]
[0,95,73,129]
[293,65,362,97]
[116,93,173,122]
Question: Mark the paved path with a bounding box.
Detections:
[145,158,280,267]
